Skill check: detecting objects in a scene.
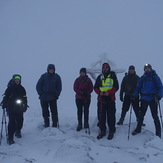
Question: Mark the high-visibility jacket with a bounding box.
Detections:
[94,72,119,102]
[99,74,114,92]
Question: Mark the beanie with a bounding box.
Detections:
[80,67,86,74]
[14,76,21,80]
[144,64,152,70]
[102,63,110,69]
[13,74,21,80]
[128,65,135,70]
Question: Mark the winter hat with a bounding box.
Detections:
[102,63,111,75]
[13,74,21,80]
[47,64,55,72]
[102,63,111,71]
[102,63,110,68]
[144,64,152,70]
[128,65,135,70]
[80,67,86,74]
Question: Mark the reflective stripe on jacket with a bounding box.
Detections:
[99,74,114,92]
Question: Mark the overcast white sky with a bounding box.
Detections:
[0,0,163,109]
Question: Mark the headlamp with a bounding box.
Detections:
[16,99,22,104]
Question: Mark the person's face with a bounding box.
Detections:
[144,67,151,72]
[102,66,109,74]
[128,69,135,74]
[15,79,20,84]
[80,72,86,76]
[49,68,55,74]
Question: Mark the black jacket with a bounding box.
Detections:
[2,83,27,113]
[120,72,140,97]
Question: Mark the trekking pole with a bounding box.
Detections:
[97,101,103,139]
[57,117,60,129]
[158,101,163,130]
[0,110,4,145]
[3,109,8,141]
[128,104,133,140]
[0,109,7,145]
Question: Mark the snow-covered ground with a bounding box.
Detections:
[1,104,163,163]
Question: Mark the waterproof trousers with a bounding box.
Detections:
[135,99,161,137]
[97,101,116,134]
[75,98,90,128]
[8,112,24,139]
[40,100,58,127]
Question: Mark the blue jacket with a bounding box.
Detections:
[36,72,62,101]
[134,70,163,101]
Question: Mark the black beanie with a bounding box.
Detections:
[80,67,86,74]
[144,64,152,70]
[129,65,135,70]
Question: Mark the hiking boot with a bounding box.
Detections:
[107,133,114,140]
[142,123,146,127]
[76,125,82,131]
[156,131,161,138]
[97,132,106,139]
[117,118,124,125]
[8,139,15,145]
[132,129,141,136]
[52,122,58,128]
[44,124,49,128]
[156,133,161,138]
[15,131,22,138]
[44,118,50,127]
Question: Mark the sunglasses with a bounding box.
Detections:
[102,66,109,69]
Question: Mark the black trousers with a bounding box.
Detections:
[120,95,140,120]
[135,99,161,136]
[8,112,24,139]
[75,98,90,127]
[97,101,116,134]
[40,100,58,125]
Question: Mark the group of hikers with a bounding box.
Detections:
[0,63,163,145]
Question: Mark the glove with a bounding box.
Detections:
[22,103,28,112]
[120,96,123,102]
[1,102,6,109]
[54,96,58,100]
[100,91,105,96]
[156,94,161,101]
[130,95,136,101]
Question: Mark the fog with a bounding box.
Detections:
[0,0,163,111]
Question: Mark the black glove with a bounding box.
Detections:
[130,95,135,101]
[120,96,123,102]
[1,102,6,109]
[156,94,161,101]
[55,96,58,100]
[22,103,28,112]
